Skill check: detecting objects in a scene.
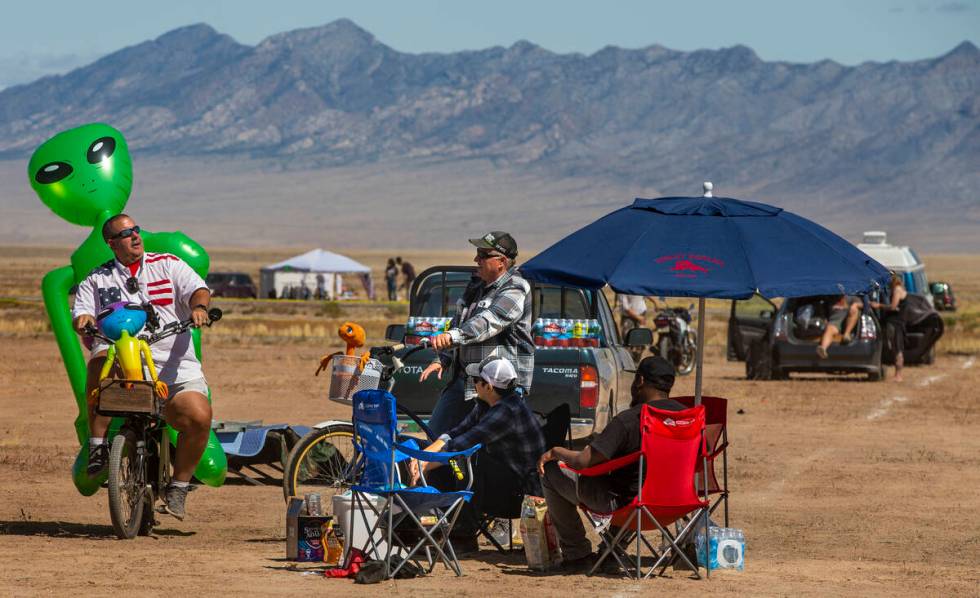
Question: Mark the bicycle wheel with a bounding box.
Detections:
[283,424,360,507]
[108,429,146,540]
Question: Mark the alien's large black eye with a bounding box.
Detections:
[87,137,116,164]
[35,162,73,184]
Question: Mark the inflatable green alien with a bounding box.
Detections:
[29,123,227,495]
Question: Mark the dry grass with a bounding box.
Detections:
[0,248,976,356]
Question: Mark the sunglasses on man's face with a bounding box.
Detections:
[476,250,505,261]
[109,225,141,241]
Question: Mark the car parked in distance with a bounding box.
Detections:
[930,281,957,311]
[728,294,884,381]
[206,272,257,299]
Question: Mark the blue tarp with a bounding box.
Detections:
[521,196,890,299]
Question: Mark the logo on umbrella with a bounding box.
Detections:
[671,259,709,273]
[656,254,724,279]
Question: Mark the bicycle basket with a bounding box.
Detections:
[96,379,162,417]
[327,355,383,405]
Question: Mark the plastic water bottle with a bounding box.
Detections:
[305,493,322,517]
[533,319,546,347]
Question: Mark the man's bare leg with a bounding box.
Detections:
[158,390,211,520]
[817,324,839,359]
[84,352,116,476]
[164,390,212,482]
[85,352,113,439]
[841,302,862,341]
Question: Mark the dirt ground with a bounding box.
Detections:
[1,249,978,596]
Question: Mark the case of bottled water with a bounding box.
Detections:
[695,526,745,571]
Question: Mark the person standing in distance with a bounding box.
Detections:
[420,232,533,435]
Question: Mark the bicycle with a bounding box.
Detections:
[282,341,445,508]
[85,305,221,539]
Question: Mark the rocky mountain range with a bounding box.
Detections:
[1,19,978,249]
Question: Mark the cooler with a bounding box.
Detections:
[333,491,395,559]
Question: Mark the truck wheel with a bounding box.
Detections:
[867,364,884,382]
[922,345,936,365]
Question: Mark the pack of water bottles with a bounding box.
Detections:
[695,526,745,571]
[533,318,601,348]
[405,316,451,345]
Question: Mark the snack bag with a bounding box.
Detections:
[519,495,561,571]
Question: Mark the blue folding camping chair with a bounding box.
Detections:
[346,389,480,578]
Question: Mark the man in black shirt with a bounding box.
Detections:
[537,356,683,570]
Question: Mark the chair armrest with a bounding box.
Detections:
[395,442,481,463]
[706,439,729,460]
[564,451,641,477]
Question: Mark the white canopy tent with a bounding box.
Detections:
[260,249,373,300]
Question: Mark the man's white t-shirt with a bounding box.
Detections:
[616,294,647,316]
[72,252,209,385]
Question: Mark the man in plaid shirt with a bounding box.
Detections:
[419,356,545,553]
[422,357,545,497]
[421,231,534,436]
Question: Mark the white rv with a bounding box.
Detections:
[856,231,933,306]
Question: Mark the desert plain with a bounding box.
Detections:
[0,247,978,597]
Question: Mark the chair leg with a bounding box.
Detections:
[389,496,468,578]
[589,510,638,578]
[644,508,704,580]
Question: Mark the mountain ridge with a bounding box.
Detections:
[0,20,977,225]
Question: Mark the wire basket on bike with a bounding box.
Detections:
[327,355,384,405]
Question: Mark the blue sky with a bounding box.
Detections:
[0,0,977,88]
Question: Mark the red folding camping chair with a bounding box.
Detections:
[565,404,710,579]
[675,395,730,526]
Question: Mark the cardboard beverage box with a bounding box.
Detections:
[285,497,333,562]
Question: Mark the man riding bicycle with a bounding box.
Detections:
[72,214,213,520]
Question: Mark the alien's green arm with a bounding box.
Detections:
[98,345,116,382]
[41,266,88,445]
[141,230,209,279]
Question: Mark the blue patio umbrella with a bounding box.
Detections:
[521,183,890,403]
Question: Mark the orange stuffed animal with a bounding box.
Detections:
[315,321,370,376]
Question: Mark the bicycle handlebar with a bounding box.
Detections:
[81,307,222,345]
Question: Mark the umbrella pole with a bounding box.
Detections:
[694,297,706,406]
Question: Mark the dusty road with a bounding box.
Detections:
[1,332,978,597]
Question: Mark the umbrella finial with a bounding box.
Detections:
[702,181,713,197]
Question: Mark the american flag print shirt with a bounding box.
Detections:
[72,252,210,384]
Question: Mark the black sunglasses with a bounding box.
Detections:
[109,225,141,241]
[476,249,505,261]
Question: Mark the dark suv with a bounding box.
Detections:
[206,272,257,299]
[728,294,884,381]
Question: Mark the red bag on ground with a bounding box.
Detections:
[324,549,368,579]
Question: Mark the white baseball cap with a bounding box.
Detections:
[465,356,518,389]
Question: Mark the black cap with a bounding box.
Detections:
[469,231,518,259]
[636,356,675,392]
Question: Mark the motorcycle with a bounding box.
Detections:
[652,303,697,376]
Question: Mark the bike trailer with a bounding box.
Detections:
[214,421,311,486]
